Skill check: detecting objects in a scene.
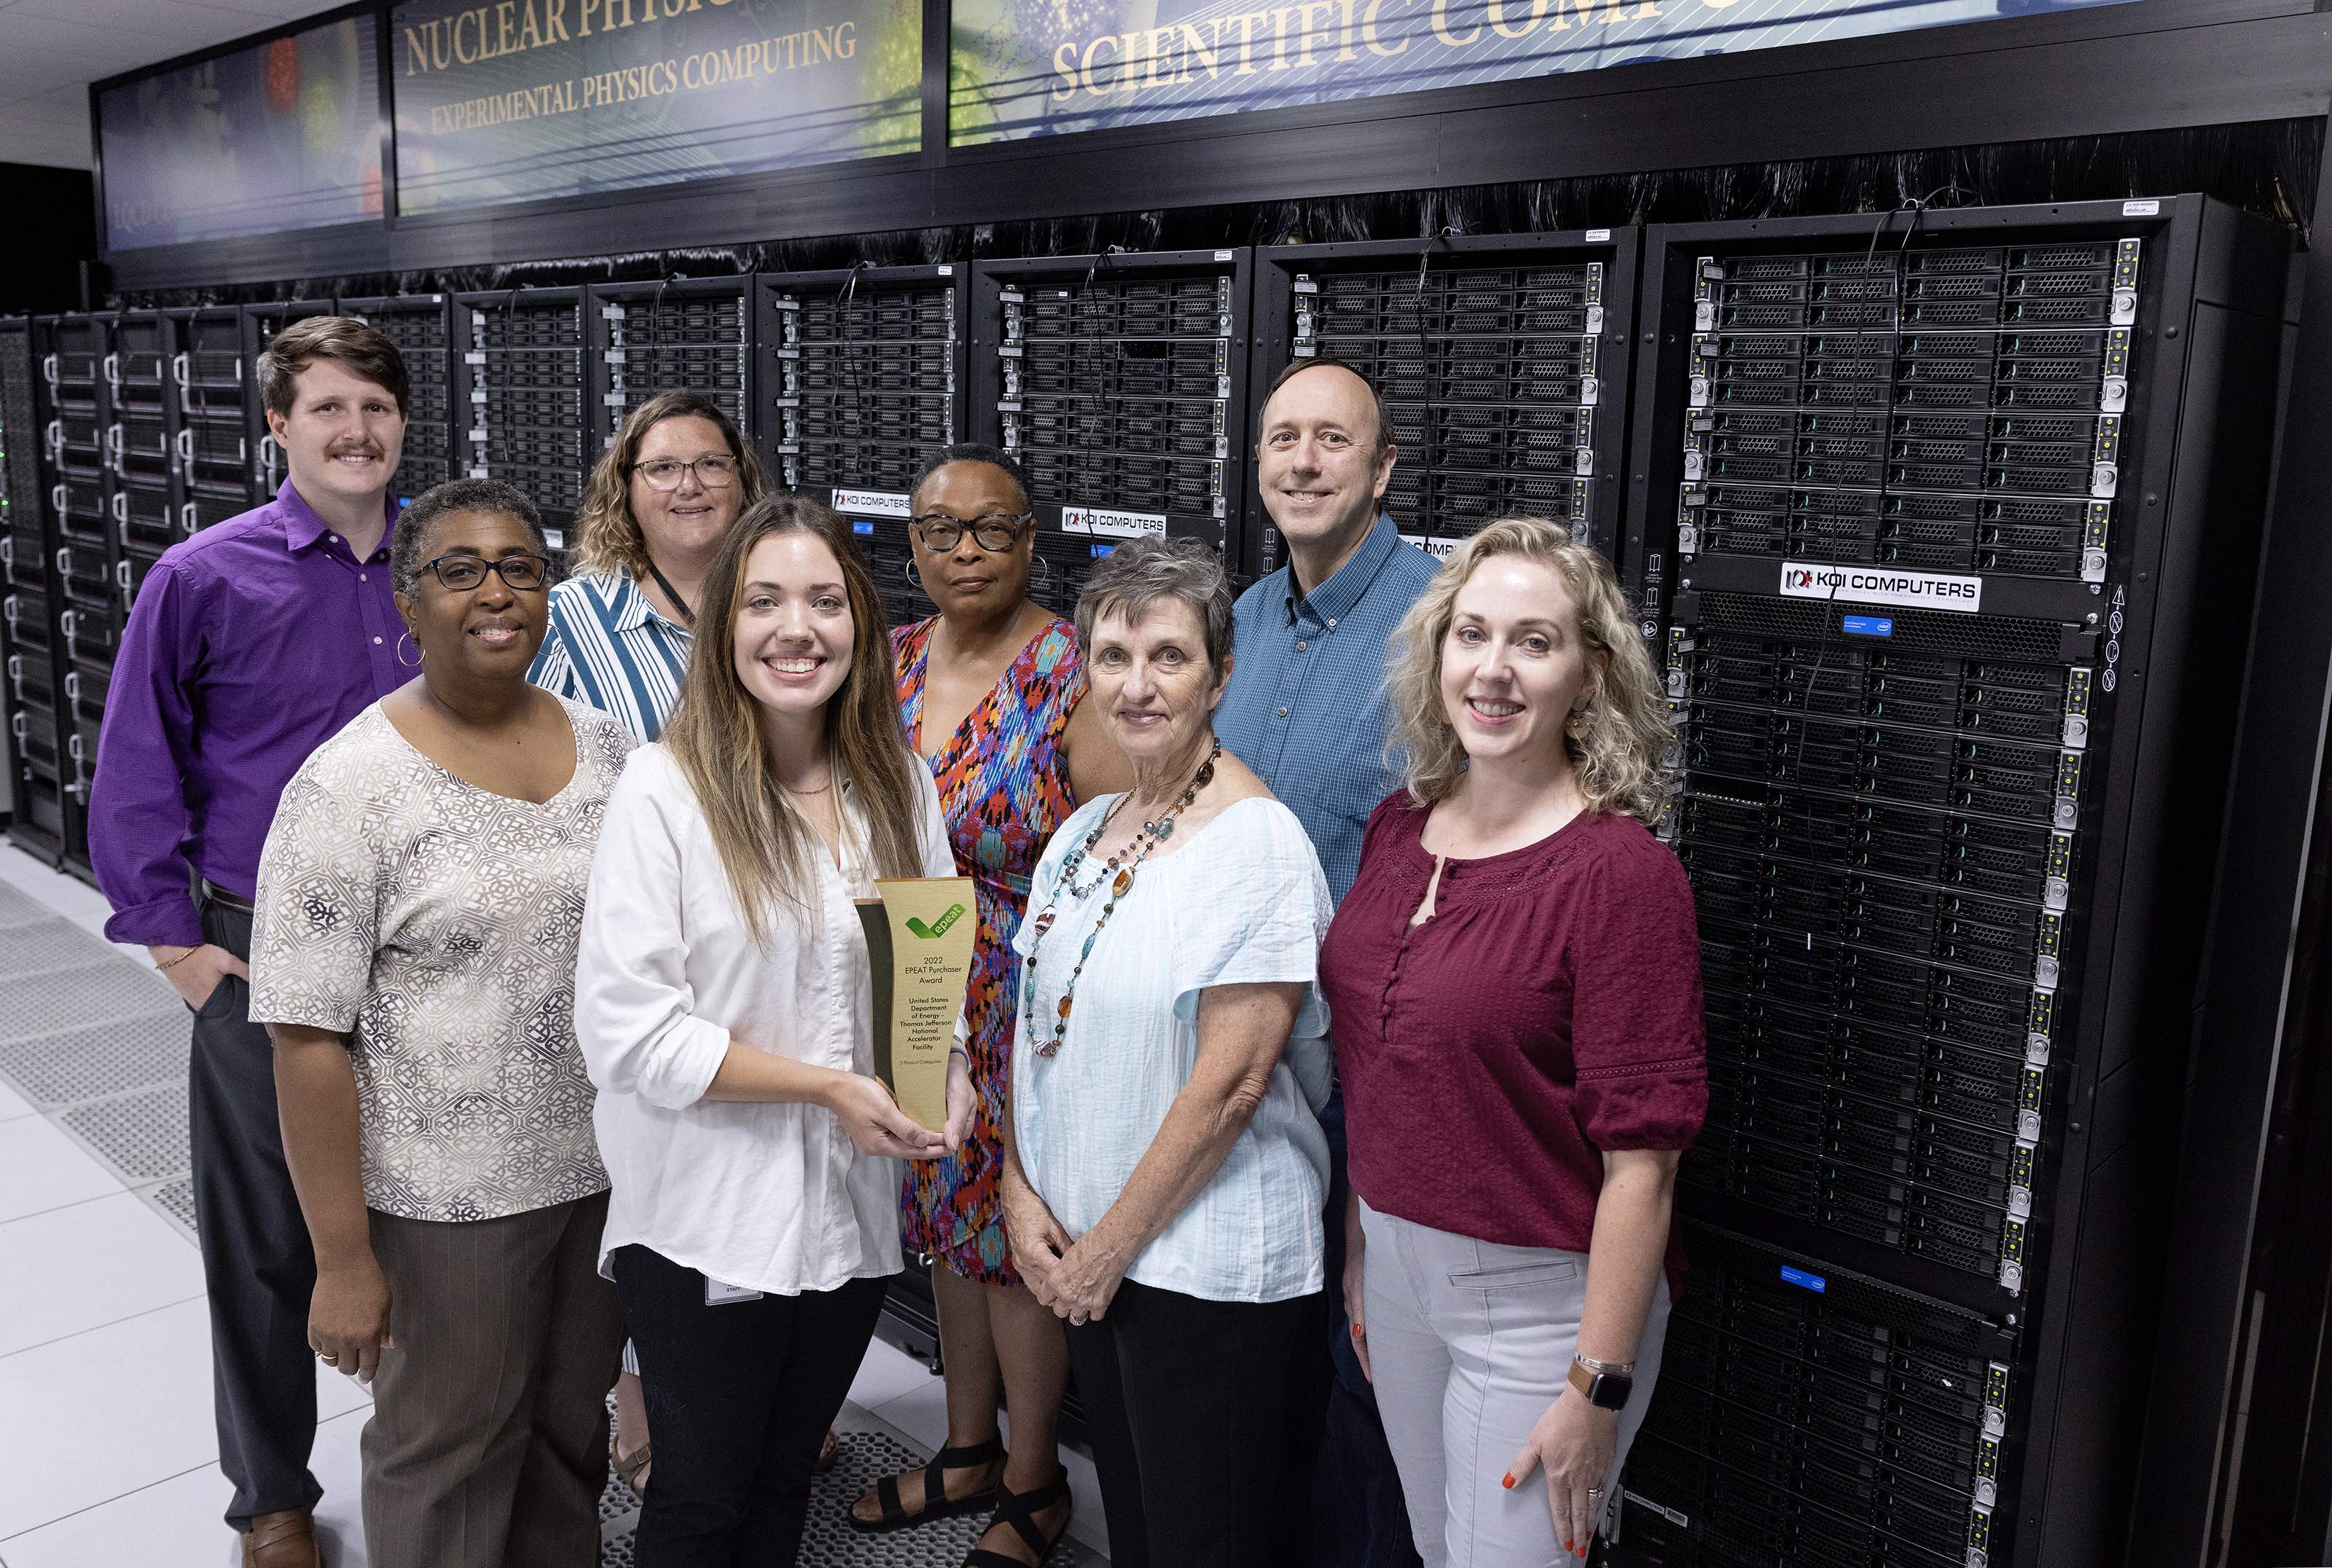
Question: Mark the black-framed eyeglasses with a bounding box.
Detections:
[912,511,1031,552]
[632,455,739,491]
[415,554,552,592]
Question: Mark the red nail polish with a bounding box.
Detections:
[1562,1542,1573,1553]
[1502,1473,1517,1489]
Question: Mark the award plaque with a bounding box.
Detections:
[855,877,978,1133]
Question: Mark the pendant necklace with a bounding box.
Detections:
[1022,740,1221,1058]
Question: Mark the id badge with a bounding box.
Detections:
[705,1277,765,1306]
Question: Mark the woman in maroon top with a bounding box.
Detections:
[1318,517,1705,1567]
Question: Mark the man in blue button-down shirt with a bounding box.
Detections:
[1218,356,1438,1568]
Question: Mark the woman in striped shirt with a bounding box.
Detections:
[533,390,770,743]
[531,388,772,1496]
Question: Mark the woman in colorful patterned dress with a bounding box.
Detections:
[849,445,1127,1568]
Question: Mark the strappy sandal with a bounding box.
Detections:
[964,1473,1074,1568]
[848,1435,1005,1533]
[610,1433,652,1497]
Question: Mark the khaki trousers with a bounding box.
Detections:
[361,1191,624,1568]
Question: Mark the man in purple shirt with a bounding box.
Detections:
[91,316,410,1568]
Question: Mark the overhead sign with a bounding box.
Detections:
[949,0,2141,144]
[99,17,381,250]
[393,0,922,216]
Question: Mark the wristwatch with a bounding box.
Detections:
[1568,1354,1635,1411]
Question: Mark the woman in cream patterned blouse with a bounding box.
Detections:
[249,479,636,1568]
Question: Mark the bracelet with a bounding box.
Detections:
[154,948,199,973]
[948,1046,971,1064]
[1574,1352,1636,1376]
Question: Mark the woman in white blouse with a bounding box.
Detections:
[574,493,972,1568]
[1002,536,1335,1568]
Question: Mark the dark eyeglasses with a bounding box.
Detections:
[632,455,739,491]
[415,554,552,592]
[912,511,1031,552]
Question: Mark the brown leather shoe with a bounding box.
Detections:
[241,1508,321,1568]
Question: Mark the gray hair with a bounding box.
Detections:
[1073,536,1235,674]
[391,477,548,592]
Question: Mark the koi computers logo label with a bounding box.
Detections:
[1778,561,1983,614]
[905,903,966,940]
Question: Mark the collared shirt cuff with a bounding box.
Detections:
[103,895,203,949]
[640,1016,737,1111]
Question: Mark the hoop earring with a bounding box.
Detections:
[396,632,423,670]
[904,557,923,592]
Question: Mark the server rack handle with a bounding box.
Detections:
[171,352,188,393]
[4,653,19,698]
[0,539,9,575]
[50,483,64,516]
[66,731,85,796]
[9,712,23,745]
[174,426,193,481]
[116,559,133,608]
[44,421,61,461]
[40,354,55,392]
[57,608,74,644]
[63,670,77,702]
[105,423,124,479]
[179,503,197,537]
[53,546,70,579]
[102,352,119,391]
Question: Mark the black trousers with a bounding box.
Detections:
[1064,1278,1326,1568]
[613,1244,887,1567]
[191,898,322,1530]
[1314,1091,1425,1568]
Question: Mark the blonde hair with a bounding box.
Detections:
[662,493,926,946]
[1385,518,1672,825]
[571,391,770,581]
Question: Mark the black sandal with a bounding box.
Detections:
[848,1435,1005,1533]
[963,1473,1074,1568]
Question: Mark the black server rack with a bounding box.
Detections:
[1,316,71,863]
[591,277,754,462]
[340,294,458,503]
[969,248,1251,611]
[240,299,335,499]
[453,289,590,549]
[1608,198,2288,1568]
[107,310,183,616]
[756,264,966,632]
[168,306,255,529]
[1247,230,1636,577]
[36,313,117,850]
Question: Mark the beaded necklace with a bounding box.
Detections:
[1022,740,1221,1059]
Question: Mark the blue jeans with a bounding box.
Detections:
[1313,1092,1426,1568]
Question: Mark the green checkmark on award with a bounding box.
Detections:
[856,877,978,1135]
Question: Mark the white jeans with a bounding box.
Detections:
[1359,1198,1671,1568]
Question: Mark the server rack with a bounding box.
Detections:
[453,289,590,549]
[107,310,182,616]
[1247,229,1637,577]
[969,247,1252,607]
[756,264,967,631]
[1609,197,2288,1568]
[591,276,754,460]
[167,306,255,528]
[35,313,117,852]
[1,316,70,862]
[340,294,457,503]
[240,299,334,498]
